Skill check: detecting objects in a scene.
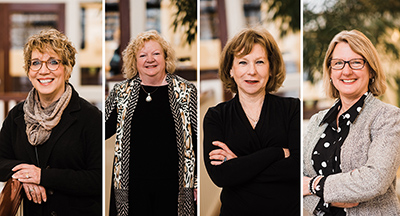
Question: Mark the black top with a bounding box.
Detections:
[312,92,368,215]
[130,85,178,180]
[203,94,300,216]
[106,85,178,180]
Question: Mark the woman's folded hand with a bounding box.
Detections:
[12,164,41,185]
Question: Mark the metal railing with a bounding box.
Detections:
[0,92,27,123]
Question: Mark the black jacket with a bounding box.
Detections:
[0,85,102,216]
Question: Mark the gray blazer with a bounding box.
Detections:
[304,93,400,215]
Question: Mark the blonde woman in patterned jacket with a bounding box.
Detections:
[303,30,400,215]
[105,30,197,216]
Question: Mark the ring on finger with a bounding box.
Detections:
[223,157,227,162]
[29,188,34,192]
[26,173,30,179]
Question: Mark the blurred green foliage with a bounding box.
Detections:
[265,0,301,36]
[170,0,197,46]
[304,0,400,83]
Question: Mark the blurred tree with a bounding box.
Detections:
[264,0,300,36]
[304,0,400,83]
[170,0,197,46]
[390,75,400,106]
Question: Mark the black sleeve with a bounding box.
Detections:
[106,108,117,139]
[251,99,300,183]
[105,81,121,139]
[0,106,26,181]
[203,107,284,187]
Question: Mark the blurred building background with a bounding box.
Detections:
[303,0,400,215]
[0,0,102,215]
[303,0,400,120]
[104,0,197,84]
[199,0,300,215]
[104,0,197,215]
[0,0,102,117]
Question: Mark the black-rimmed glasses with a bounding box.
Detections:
[329,58,367,70]
[29,59,62,71]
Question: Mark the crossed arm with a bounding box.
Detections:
[203,106,299,188]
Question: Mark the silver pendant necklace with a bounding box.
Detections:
[245,112,259,127]
[141,85,158,102]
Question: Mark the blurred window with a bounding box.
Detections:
[80,2,102,86]
[243,0,261,27]
[146,0,161,33]
[0,3,64,93]
[200,0,219,40]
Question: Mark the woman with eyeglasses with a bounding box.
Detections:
[303,29,400,215]
[0,29,102,215]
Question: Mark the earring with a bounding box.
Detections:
[370,78,375,83]
[330,78,332,83]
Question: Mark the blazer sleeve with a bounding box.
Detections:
[304,195,321,214]
[189,84,198,189]
[0,106,27,181]
[203,107,284,188]
[40,105,102,196]
[323,105,400,203]
[303,112,323,213]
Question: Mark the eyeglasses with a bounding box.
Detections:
[29,59,62,71]
[329,58,367,70]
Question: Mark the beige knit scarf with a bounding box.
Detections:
[23,84,72,146]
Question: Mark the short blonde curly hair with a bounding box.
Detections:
[323,29,386,98]
[24,29,77,82]
[122,30,176,79]
[219,27,286,94]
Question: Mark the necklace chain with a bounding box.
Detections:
[240,96,264,128]
[244,111,260,127]
[141,85,158,102]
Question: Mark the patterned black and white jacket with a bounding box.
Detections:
[105,73,197,216]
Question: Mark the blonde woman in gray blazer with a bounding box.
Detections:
[303,30,400,215]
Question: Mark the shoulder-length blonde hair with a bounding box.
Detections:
[122,30,176,79]
[323,29,386,98]
[219,27,285,94]
[24,29,77,82]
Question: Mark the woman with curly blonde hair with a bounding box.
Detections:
[105,30,197,216]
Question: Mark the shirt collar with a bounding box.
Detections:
[319,92,369,126]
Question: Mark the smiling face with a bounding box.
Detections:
[230,43,270,97]
[28,49,67,104]
[330,42,371,101]
[136,40,166,84]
